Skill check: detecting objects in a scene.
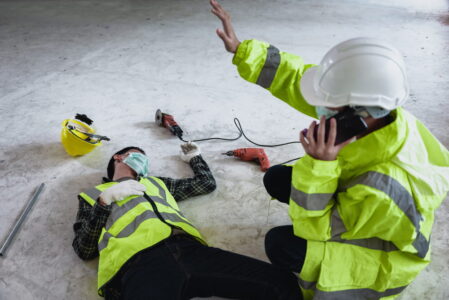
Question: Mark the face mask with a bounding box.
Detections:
[315,106,339,119]
[123,152,149,177]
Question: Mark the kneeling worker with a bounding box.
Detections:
[211,0,449,299]
[72,142,302,300]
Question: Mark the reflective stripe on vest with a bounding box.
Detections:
[313,285,407,299]
[290,187,334,210]
[340,171,429,258]
[99,209,158,251]
[104,195,191,230]
[145,177,186,218]
[256,45,280,88]
[299,276,407,299]
[330,208,399,252]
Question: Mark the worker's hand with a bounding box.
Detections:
[180,142,201,163]
[99,180,146,206]
[300,116,354,161]
[210,0,241,53]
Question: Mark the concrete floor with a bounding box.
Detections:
[1,0,448,299]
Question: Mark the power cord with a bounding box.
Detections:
[180,118,300,147]
[178,117,302,165]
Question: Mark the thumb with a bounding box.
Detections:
[216,28,228,41]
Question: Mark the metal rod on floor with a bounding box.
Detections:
[0,183,45,257]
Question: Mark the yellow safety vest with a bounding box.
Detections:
[233,39,449,299]
[79,176,206,296]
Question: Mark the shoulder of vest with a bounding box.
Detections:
[78,182,117,206]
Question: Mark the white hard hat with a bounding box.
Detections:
[300,37,409,110]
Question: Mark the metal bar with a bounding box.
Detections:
[0,183,45,257]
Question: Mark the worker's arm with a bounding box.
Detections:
[72,198,111,260]
[289,155,339,240]
[233,40,317,118]
[290,117,354,240]
[210,0,317,117]
[157,155,217,201]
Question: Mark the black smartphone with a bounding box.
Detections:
[302,108,368,145]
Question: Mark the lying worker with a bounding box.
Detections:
[210,0,449,299]
[72,142,302,300]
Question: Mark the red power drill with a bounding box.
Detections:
[155,109,184,140]
[223,148,270,172]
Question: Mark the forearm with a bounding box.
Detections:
[72,199,111,260]
[233,39,317,118]
[158,155,217,201]
[288,155,340,240]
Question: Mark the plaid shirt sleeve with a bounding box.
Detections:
[157,155,217,201]
[72,198,111,260]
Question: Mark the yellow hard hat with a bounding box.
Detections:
[60,115,110,157]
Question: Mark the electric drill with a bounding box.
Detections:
[223,148,270,172]
[155,109,184,140]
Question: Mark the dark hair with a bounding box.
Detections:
[106,146,145,181]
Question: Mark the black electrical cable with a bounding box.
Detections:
[276,157,301,166]
[177,117,302,166]
[179,118,301,147]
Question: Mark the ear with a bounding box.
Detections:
[113,154,123,162]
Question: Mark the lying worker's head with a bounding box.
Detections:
[107,146,147,181]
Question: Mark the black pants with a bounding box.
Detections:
[263,165,308,273]
[120,234,302,300]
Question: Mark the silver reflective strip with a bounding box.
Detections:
[413,232,429,258]
[160,212,195,228]
[341,171,428,258]
[98,210,158,252]
[330,207,346,237]
[314,285,407,300]
[83,187,102,201]
[330,208,398,252]
[106,197,148,230]
[146,177,167,199]
[331,235,398,252]
[256,45,280,88]
[145,177,185,217]
[298,278,316,290]
[290,186,333,211]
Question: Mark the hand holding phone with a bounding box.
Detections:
[302,108,368,145]
[300,108,367,161]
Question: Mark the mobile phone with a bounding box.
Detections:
[302,108,368,145]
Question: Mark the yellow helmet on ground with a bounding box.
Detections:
[61,114,110,157]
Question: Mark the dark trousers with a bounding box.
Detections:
[120,234,302,300]
[263,165,308,273]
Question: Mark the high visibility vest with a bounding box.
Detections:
[233,39,449,299]
[79,176,206,296]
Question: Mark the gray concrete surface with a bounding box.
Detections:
[0,0,448,299]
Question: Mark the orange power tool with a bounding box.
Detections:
[155,109,184,139]
[223,148,270,172]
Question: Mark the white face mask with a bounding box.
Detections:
[315,106,339,119]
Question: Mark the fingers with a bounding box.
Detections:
[300,130,309,153]
[128,181,147,192]
[326,118,337,147]
[210,0,227,20]
[317,116,326,145]
[306,121,317,148]
[216,28,229,42]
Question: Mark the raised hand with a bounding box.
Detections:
[210,0,241,53]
